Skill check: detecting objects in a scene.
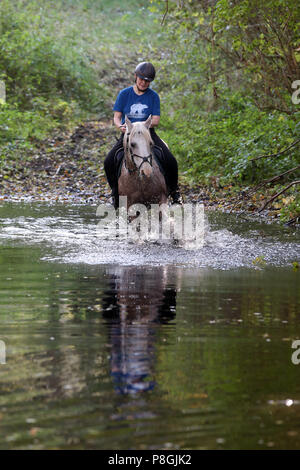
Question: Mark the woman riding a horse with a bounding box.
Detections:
[104,62,182,208]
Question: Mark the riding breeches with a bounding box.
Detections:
[104,128,179,198]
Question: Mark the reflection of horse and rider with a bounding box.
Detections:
[102,266,178,394]
[104,62,183,209]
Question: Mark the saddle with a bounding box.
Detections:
[115,145,166,180]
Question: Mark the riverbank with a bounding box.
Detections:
[0,119,297,226]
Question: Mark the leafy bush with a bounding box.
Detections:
[151,0,299,206]
[279,194,300,223]
[0,0,113,163]
[159,92,299,185]
[0,0,106,111]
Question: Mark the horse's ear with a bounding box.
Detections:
[144,114,152,129]
[125,116,133,132]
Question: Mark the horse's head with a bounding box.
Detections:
[124,115,153,177]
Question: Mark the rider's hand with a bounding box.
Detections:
[119,125,126,133]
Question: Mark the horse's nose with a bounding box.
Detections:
[141,164,152,177]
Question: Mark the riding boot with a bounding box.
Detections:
[170,189,183,205]
[108,195,118,209]
[111,187,119,209]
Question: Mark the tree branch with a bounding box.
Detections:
[161,0,169,25]
[250,138,300,161]
[230,165,300,212]
[248,165,300,194]
[285,215,300,226]
[258,180,300,212]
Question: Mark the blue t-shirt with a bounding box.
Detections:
[113,86,160,124]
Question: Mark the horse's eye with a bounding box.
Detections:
[131,142,136,148]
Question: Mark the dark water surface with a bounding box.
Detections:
[0,201,300,449]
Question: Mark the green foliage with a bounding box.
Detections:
[292,261,299,271]
[0,104,55,143]
[0,0,106,112]
[154,0,300,113]
[0,97,77,144]
[0,0,165,155]
[279,193,300,223]
[0,0,121,162]
[159,91,298,185]
[252,255,267,267]
[152,0,300,222]
[0,0,166,171]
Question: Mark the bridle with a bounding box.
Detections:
[124,131,153,174]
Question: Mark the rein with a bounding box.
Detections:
[125,131,153,174]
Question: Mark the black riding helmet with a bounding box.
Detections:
[135,62,156,82]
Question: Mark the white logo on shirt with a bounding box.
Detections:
[128,103,148,119]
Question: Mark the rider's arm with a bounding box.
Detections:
[113,111,126,133]
[151,115,160,128]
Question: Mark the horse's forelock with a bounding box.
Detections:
[130,122,153,146]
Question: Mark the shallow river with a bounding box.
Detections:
[0,201,300,449]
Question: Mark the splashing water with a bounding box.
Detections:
[0,202,299,269]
